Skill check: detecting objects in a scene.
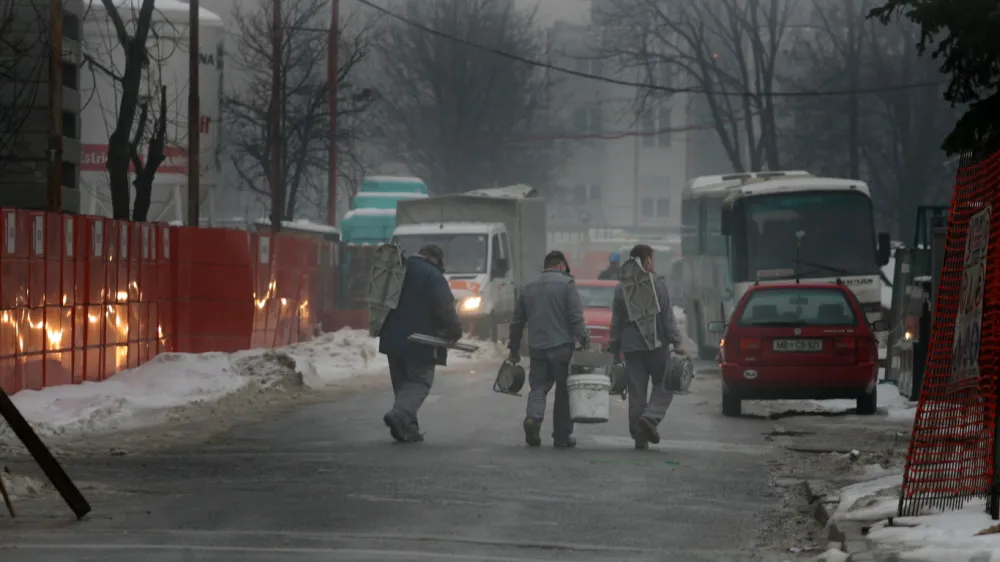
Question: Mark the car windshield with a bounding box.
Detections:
[393,233,488,274]
[737,288,857,326]
[577,285,615,309]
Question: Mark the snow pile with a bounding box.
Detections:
[0,471,46,500]
[750,382,917,418]
[0,329,503,440]
[840,473,1000,562]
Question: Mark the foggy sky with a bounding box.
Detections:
[517,0,588,25]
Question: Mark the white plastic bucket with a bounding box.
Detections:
[567,374,611,424]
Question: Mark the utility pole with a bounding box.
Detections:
[187,0,201,226]
[269,0,283,231]
[846,0,861,179]
[47,0,64,213]
[632,108,641,228]
[327,0,339,226]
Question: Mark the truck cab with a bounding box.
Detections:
[392,222,515,340]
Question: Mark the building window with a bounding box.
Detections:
[657,107,672,147]
[63,13,81,41]
[656,198,671,217]
[641,112,656,147]
[573,105,603,134]
[62,111,77,139]
[61,162,78,190]
[641,198,654,217]
[62,63,79,90]
[588,184,601,201]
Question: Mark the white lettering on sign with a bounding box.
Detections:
[259,236,270,264]
[163,228,170,259]
[142,226,150,260]
[120,223,128,259]
[842,278,874,286]
[4,212,14,254]
[32,215,43,256]
[951,207,990,387]
[93,221,103,257]
[65,218,73,258]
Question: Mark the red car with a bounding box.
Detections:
[709,282,887,418]
[575,279,618,351]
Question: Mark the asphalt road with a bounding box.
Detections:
[0,360,795,562]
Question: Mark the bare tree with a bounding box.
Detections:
[80,0,176,220]
[375,0,556,194]
[224,0,377,226]
[0,1,46,170]
[781,0,956,236]
[598,0,796,172]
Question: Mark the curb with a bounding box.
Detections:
[802,480,887,562]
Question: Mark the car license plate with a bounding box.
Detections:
[772,339,823,352]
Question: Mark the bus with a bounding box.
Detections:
[680,171,891,359]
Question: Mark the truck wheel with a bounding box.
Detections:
[722,389,742,417]
[488,313,498,343]
[856,386,878,415]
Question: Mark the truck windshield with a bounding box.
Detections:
[733,190,878,282]
[395,233,489,274]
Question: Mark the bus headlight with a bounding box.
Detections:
[461,296,482,311]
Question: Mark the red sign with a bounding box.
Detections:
[81,144,192,175]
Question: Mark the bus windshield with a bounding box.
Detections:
[393,233,489,274]
[733,190,878,282]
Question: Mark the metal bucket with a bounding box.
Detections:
[493,361,525,395]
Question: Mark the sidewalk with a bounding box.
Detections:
[0,328,503,446]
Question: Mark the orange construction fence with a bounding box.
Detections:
[898,148,1000,516]
[0,210,339,395]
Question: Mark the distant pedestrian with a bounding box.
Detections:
[378,244,463,443]
[508,251,589,448]
[609,244,685,451]
[598,251,621,280]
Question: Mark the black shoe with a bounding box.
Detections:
[553,437,577,448]
[384,412,406,443]
[523,418,542,447]
[405,431,425,443]
[634,439,649,451]
[638,417,661,445]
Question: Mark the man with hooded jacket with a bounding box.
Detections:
[378,244,463,443]
[609,244,685,450]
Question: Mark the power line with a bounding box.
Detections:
[502,113,755,143]
[349,0,944,98]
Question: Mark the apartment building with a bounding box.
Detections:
[0,0,83,213]
[545,17,690,233]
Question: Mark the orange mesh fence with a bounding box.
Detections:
[899,148,1000,516]
[0,210,341,396]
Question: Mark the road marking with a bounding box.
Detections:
[587,435,772,455]
[346,493,489,506]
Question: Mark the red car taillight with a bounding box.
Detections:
[738,338,761,356]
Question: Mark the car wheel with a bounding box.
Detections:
[722,389,742,417]
[856,386,878,415]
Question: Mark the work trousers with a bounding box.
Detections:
[387,354,436,434]
[525,344,574,440]
[624,348,674,438]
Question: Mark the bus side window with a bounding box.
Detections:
[682,198,699,254]
[705,196,727,256]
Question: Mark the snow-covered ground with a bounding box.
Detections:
[0,471,46,502]
[831,473,1000,562]
[0,329,503,441]
[747,377,918,420]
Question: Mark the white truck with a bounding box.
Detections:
[392,185,547,341]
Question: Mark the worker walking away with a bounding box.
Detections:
[598,251,621,280]
[609,244,686,451]
[508,251,589,448]
[378,245,463,443]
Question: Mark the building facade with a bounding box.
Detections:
[545,17,690,234]
[0,0,83,213]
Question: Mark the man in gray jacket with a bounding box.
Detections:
[508,251,589,448]
[609,244,686,450]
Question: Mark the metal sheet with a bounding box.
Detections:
[366,243,406,337]
[619,258,661,349]
[407,333,480,353]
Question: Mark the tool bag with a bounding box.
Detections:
[664,350,695,393]
[493,360,526,395]
[608,359,627,397]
